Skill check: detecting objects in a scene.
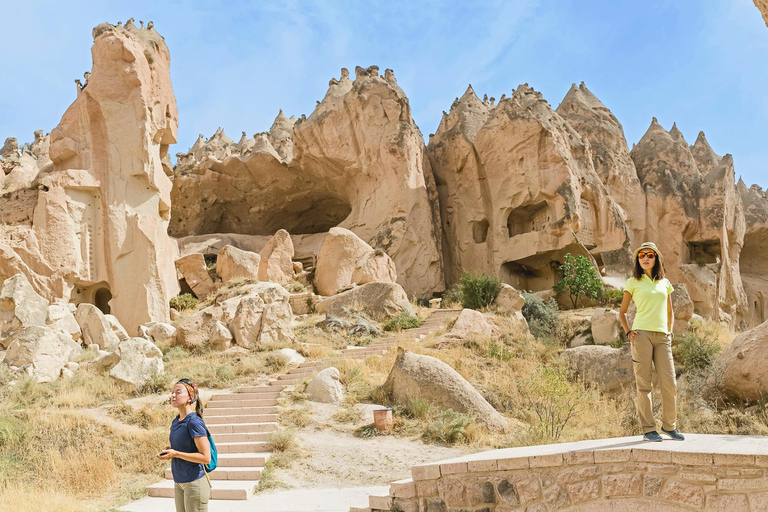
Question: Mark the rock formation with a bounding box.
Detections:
[169,66,444,297]
[0,22,180,334]
[428,84,631,292]
[714,319,768,401]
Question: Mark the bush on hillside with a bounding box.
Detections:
[521,292,560,341]
[169,293,198,311]
[459,270,501,310]
[554,253,602,308]
[673,319,722,372]
[382,312,423,332]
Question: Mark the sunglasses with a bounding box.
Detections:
[637,252,656,259]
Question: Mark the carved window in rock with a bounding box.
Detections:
[506,202,549,238]
[579,198,596,246]
[687,240,721,265]
[472,219,489,244]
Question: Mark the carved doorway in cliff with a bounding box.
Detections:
[94,287,112,315]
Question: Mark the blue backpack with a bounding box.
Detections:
[204,428,217,472]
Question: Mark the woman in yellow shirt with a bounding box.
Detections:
[619,242,684,442]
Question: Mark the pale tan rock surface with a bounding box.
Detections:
[173,305,223,350]
[105,314,129,341]
[306,367,345,404]
[315,282,414,320]
[175,253,216,299]
[229,282,294,348]
[209,321,233,351]
[564,344,634,393]
[428,84,631,291]
[108,337,164,387]
[4,325,77,382]
[714,320,768,401]
[169,67,444,297]
[446,309,498,339]
[315,227,397,296]
[755,0,768,27]
[46,304,80,341]
[258,229,295,285]
[738,179,768,329]
[141,322,177,346]
[230,295,264,348]
[381,348,509,431]
[590,309,621,345]
[75,303,120,351]
[0,273,48,345]
[496,283,525,312]
[216,245,261,284]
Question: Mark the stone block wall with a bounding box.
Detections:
[363,435,768,512]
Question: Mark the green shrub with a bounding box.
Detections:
[423,409,475,444]
[521,366,583,441]
[442,283,463,307]
[521,292,560,341]
[383,312,423,332]
[600,288,624,307]
[265,352,290,373]
[215,365,234,382]
[488,340,514,361]
[459,270,501,310]
[673,320,722,372]
[268,428,297,452]
[393,398,432,420]
[553,253,602,308]
[288,281,305,293]
[169,293,199,311]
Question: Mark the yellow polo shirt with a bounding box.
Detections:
[624,275,674,333]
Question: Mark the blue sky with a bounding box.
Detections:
[1,1,767,189]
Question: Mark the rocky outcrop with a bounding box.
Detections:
[315,227,397,296]
[175,253,217,299]
[3,325,78,382]
[258,229,295,285]
[0,23,180,334]
[495,284,525,313]
[306,367,345,404]
[0,273,49,345]
[315,282,414,320]
[381,348,509,431]
[169,67,444,298]
[564,344,634,393]
[228,282,294,348]
[713,320,768,401]
[216,245,261,284]
[444,309,498,339]
[428,84,631,291]
[755,1,768,27]
[75,303,120,351]
[108,337,164,387]
[738,180,768,329]
[0,131,51,195]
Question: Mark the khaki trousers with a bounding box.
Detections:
[630,330,677,433]
[174,475,210,512]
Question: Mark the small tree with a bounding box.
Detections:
[553,253,602,309]
[459,270,501,310]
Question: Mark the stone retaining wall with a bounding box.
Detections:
[365,434,768,512]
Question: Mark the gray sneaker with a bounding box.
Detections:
[661,428,685,441]
[643,431,663,442]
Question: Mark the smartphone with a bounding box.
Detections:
[157,450,169,457]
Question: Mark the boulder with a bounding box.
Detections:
[46,303,81,340]
[75,303,120,351]
[108,337,164,387]
[496,284,525,312]
[315,227,397,296]
[217,245,261,284]
[446,309,498,339]
[713,320,768,401]
[672,283,694,335]
[209,321,233,351]
[83,347,120,373]
[142,322,177,346]
[276,348,305,365]
[564,345,634,393]
[231,295,265,349]
[316,282,414,320]
[174,305,224,350]
[258,229,295,285]
[259,301,294,345]
[175,253,217,299]
[381,348,509,431]
[4,325,75,383]
[105,314,130,341]
[0,273,48,345]
[590,309,621,345]
[306,367,345,404]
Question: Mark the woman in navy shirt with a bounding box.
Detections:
[158,378,211,511]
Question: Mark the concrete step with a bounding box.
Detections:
[165,465,263,481]
[207,422,278,434]
[269,378,302,386]
[217,440,271,454]
[211,391,281,401]
[287,366,323,375]
[369,495,392,509]
[238,385,284,393]
[205,413,278,424]
[297,361,327,367]
[147,479,259,500]
[204,406,278,416]
[212,432,271,443]
[206,399,278,408]
[277,373,311,381]
[218,452,270,467]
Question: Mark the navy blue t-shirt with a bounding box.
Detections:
[169,412,207,483]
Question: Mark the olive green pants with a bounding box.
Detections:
[174,475,210,512]
[631,330,677,433]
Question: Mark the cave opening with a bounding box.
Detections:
[506,201,550,238]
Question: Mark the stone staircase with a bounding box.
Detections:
[144,308,460,502]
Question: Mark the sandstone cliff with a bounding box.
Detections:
[0,21,180,332]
